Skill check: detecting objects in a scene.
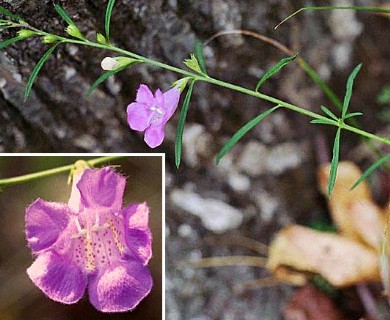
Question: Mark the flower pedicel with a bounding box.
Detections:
[25,163,153,313]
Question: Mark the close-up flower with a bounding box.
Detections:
[127,84,180,148]
[25,166,153,313]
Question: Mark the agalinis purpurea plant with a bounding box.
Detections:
[1,2,390,194]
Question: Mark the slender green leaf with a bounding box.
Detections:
[0,6,23,21]
[344,112,363,119]
[194,39,207,75]
[328,128,341,196]
[320,105,338,121]
[342,63,362,118]
[216,105,280,164]
[255,53,297,92]
[175,80,195,168]
[351,153,390,190]
[105,0,116,42]
[0,35,22,50]
[54,4,75,26]
[300,58,362,129]
[25,43,61,101]
[87,61,138,95]
[310,119,336,126]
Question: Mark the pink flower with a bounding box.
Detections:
[127,84,180,148]
[25,167,153,313]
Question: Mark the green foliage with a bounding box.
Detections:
[87,59,140,95]
[25,43,61,101]
[343,112,363,120]
[96,32,108,45]
[0,35,22,50]
[332,64,362,197]
[309,221,337,233]
[65,25,85,40]
[105,0,116,42]
[55,5,85,40]
[351,153,390,190]
[311,64,363,196]
[320,106,338,121]
[0,21,13,29]
[184,54,205,75]
[17,29,37,39]
[310,118,336,126]
[54,4,75,26]
[216,105,280,164]
[255,54,297,92]
[172,77,191,92]
[194,39,207,75]
[175,80,195,168]
[328,128,341,196]
[42,34,61,44]
[0,6,23,21]
[342,63,362,118]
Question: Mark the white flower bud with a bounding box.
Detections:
[101,57,119,71]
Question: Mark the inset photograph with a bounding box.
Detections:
[0,155,163,319]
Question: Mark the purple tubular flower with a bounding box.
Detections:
[25,167,153,313]
[126,84,180,148]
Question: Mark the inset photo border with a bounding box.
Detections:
[0,154,164,319]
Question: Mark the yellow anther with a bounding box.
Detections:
[109,219,124,254]
[85,237,95,271]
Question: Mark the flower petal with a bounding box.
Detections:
[25,199,71,253]
[122,203,152,264]
[88,260,153,313]
[126,102,150,131]
[144,125,165,148]
[27,251,87,304]
[136,84,154,105]
[77,167,125,212]
[162,87,180,121]
[154,89,164,106]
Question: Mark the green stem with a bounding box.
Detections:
[6,22,390,150]
[61,39,329,120]
[276,6,390,29]
[341,123,390,145]
[0,156,125,188]
[61,38,390,147]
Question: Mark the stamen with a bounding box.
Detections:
[94,213,100,227]
[150,106,164,115]
[109,219,125,254]
[71,218,87,238]
[85,237,95,271]
[91,223,110,232]
[74,218,83,233]
[71,215,112,270]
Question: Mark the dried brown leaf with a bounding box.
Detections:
[267,225,380,287]
[317,161,385,249]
